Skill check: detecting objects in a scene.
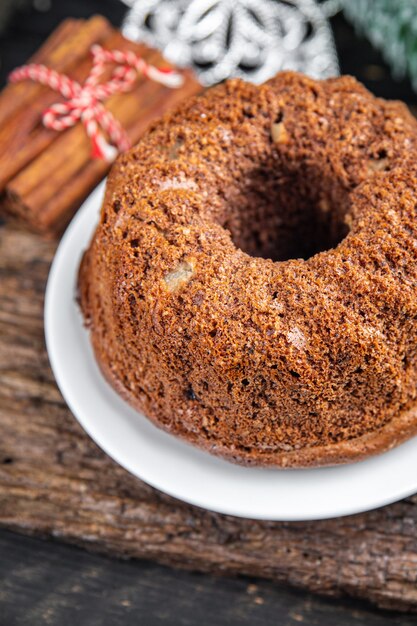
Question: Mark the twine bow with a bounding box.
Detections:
[9,44,184,161]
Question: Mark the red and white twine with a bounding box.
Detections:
[9,44,184,161]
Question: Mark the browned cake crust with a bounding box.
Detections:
[78,72,417,468]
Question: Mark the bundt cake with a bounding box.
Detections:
[78,71,417,468]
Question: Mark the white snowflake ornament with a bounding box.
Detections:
[122,0,339,86]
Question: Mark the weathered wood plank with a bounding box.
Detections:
[2,529,415,626]
[0,223,417,612]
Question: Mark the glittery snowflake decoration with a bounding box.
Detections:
[122,0,339,86]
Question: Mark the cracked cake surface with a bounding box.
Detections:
[78,71,417,467]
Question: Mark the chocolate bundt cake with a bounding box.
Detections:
[78,71,417,468]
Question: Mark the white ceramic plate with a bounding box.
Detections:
[45,182,417,521]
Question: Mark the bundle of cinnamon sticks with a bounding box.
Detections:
[0,16,202,237]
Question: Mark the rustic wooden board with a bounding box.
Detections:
[2,529,415,626]
[0,222,417,613]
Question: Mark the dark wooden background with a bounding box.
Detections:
[0,1,416,625]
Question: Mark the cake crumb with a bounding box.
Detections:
[287,326,306,350]
[271,121,289,144]
[159,177,198,191]
[164,260,195,292]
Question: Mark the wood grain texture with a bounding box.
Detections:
[0,223,417,613]
[0,529,414,626]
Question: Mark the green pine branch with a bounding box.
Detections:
[341,0,417,90]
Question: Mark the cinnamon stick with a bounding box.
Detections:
[4,33,161,206]
[0,31,147,192]
[1,21,202,236]
[0,16,113,190]
[0,16,112,129]
[4,49,201,235]
[34,69,202,235]
[0,18,81,129]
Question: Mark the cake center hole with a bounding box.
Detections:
[223,169,349,262]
